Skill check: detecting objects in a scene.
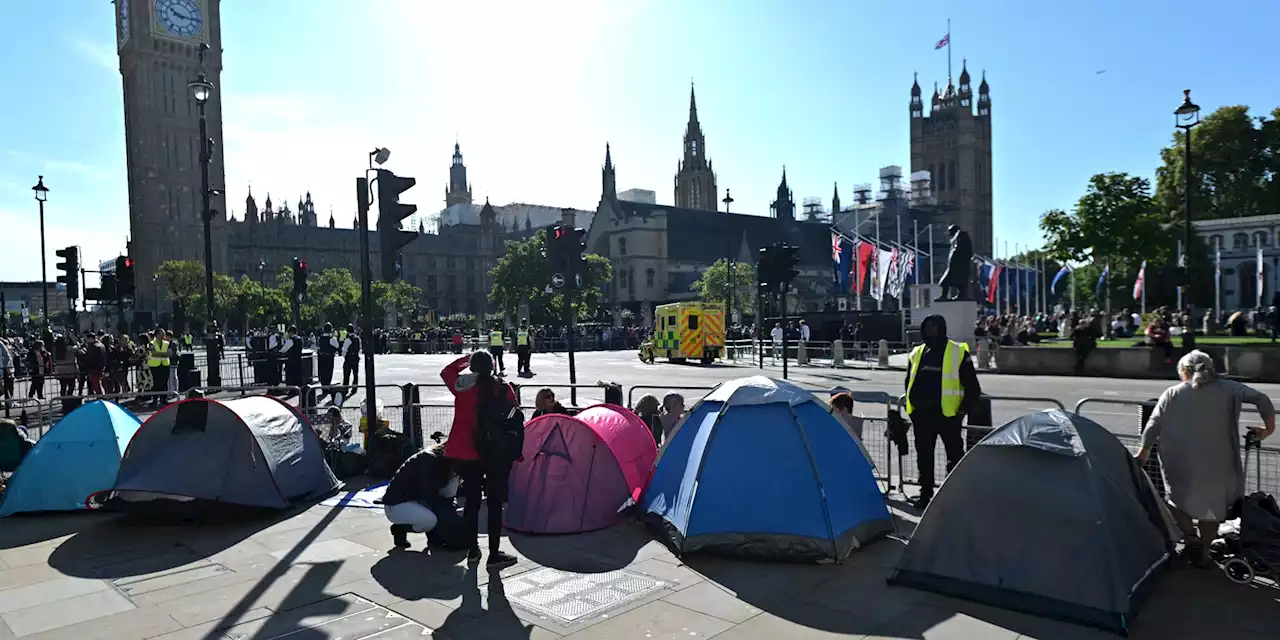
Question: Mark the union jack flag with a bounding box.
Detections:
[934,33,950,50]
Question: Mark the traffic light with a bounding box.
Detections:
[376,168,417,282]
[546,225,567,287]
[567,227,587,289]
[115,256,136,300]
[55,246,80,299]
[777,244,800,284]
[292,257,309,297]
[757,246,777,290]
[96,273,118,301]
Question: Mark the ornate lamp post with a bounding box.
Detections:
[1175,89,1201,346]
[188,48,220,385]
[723,189,735,334]
[32,176,49,328]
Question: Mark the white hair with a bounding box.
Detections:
[1177,350,1217,388]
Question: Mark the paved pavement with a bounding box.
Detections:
[320,349,1280,437]
[1,485,1276,640]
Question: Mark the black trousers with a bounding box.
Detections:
[516,345,531,372]
[488,346,505,372]
[317,354,335,387]
[342,358,359,387]
[912,411,965,498]
[266,356,281,385]
[458,459,511,554]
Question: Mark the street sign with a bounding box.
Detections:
[551,273,565,289]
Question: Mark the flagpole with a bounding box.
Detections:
[947,18,952,80]
[854,209,862,311]
[928,224,935,285]
[1176,239,1183,310]
[1003,241,1010,316]
[1141,263,1147,315]
[876,210,882,312]
[1214,246,1221,324]
[1105,262,1112,339]
[1070,267,1076,313]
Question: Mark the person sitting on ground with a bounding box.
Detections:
[322,406,353,445]
[659,393,686,440]
[530,388,569,418]
[384,442,463,550]
[634,394,663,446]
[1137,350,1275,567]
[829,392,864,441]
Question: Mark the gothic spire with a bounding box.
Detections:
[605,142,613,170]
[689,81,699,127]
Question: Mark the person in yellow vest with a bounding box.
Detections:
[904,314,981,510]
[487,325,506,375]
[515,320,532,376]
[146,330,171,408]
[182,332,193,351]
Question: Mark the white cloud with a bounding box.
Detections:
[69,36,117,72]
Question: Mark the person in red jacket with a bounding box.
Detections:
[441,351,519,569]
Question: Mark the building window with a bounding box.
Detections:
[937,164,946,192]
[949,160,957,190]
[1209,235,1223,250]
[618,237,627,256]
[1255,231,1271,247]
[1233,233,1249,250]
[691,140,697,157]
[646,268,655,288]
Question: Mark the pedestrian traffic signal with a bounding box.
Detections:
[376,169,418,282]
[55,246,79,299]
[757,246,777,289]
[115,256,136,300]
[292,257,309,297]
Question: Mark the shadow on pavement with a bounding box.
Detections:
[431,565,539,639]
[0,511,112,550]
[47,505,309,579]
[508,523,648,573]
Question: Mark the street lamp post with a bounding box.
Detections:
[189,47,221,386]
[1175,89,1201,347]
[32,176,49,329]
[723,189,735,342]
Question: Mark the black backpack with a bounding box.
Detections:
[367,428,414,479]
[474,382,525,463]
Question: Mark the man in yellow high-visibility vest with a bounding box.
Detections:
[515,320,532,376]
[146,330,171,408]
[904,314,981,509]
[488,325,506,375]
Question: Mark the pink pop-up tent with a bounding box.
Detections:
[505,404,658,534]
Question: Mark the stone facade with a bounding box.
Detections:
[673,85,718,211]
[909,61,993,257]
[1193,213,1279,310]
[117,0,228,312]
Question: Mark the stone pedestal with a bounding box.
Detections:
[931,299,978,352]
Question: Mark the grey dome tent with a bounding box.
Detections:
[102,396,338,511]
[888,410,1179,636]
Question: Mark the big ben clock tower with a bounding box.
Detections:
[116,0,226,318]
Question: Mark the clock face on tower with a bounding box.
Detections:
[154,0,203,38]
[118,0,131,47]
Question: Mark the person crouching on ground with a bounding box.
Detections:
[440,350,521,569]
[384,442,462,550]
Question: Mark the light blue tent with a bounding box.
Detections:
[640,376,893,562]
[0,401,141,517]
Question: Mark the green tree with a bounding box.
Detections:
[155,260,208,322]
[373,280,425,325]
[305,268,362,326]
[487,230,613,322]
[1155,105,1280,221]
[1041,173,1165,306]
[690,259,756,315]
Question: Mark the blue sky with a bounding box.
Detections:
[2,0,1279,282]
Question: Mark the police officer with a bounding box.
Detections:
[266,326,283,386]
[341,323,362,391]
[515,320,532,376]
[317,322,339,389]
[282,325,303,388]
[146,330,171,407]
[904,314,981,509]
[488,324,505,375]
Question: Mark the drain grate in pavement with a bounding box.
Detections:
[107,558,232,596]
[504,567,665,622]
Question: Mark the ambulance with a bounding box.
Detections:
[639,302,725,364]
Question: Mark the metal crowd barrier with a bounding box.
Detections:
[627,385,720,408]
[1073,396,1279,497]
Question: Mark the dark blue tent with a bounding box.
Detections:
[1,401,141,516]
[640,376,892,562]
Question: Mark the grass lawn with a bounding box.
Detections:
[1033,335,1279,348]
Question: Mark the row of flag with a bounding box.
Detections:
[1049,246,1266,303]
[831,233,917,302]
[976,260,1039,305]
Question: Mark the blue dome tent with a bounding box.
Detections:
[640,376,893,562]
[0,400,141,517]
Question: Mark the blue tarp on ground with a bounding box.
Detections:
[0,401,141,517]
[640,376,893,562]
